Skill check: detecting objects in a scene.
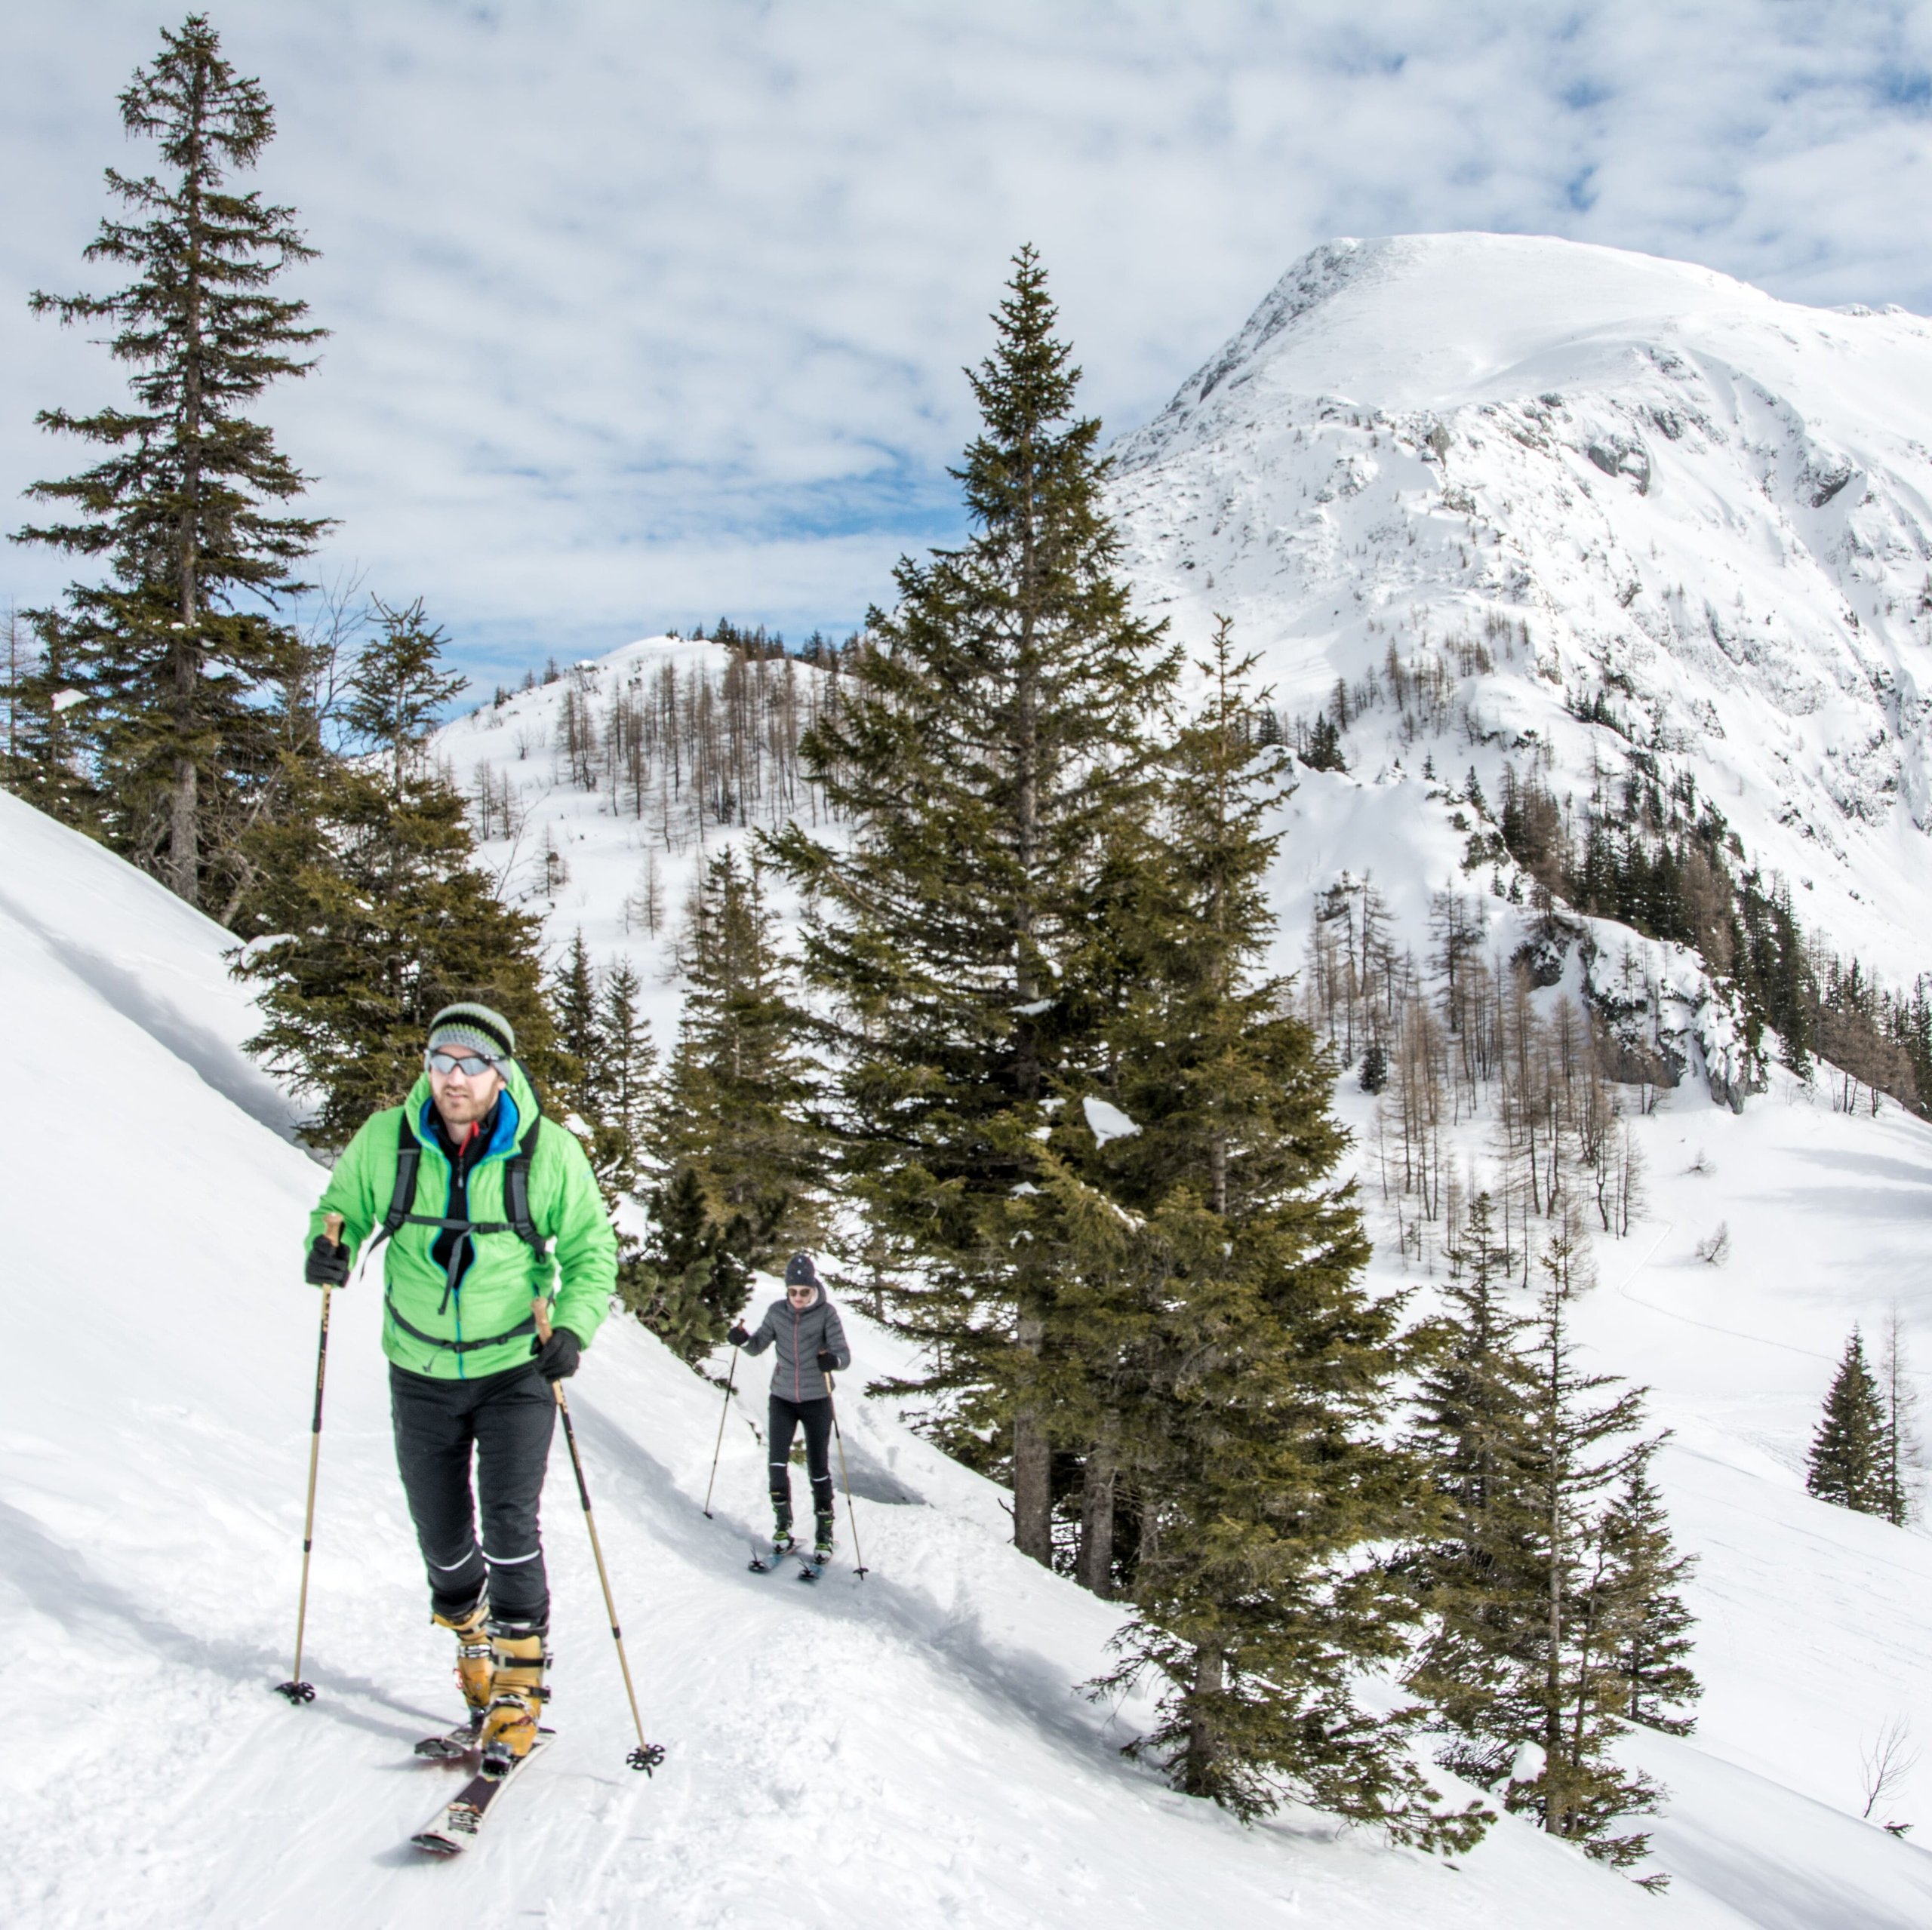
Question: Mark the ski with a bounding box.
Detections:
[748,1536,798,1575]
[410,1732,552,1856]
[796,1548,832,1584]
[413,1715,485,1761]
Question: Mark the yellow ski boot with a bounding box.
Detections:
[479,1620,549,1778]
[430,1596,494,1726]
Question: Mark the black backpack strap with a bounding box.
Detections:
[502,1114,549,1257]
[376,1114,424,1248]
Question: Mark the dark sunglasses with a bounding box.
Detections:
[425,1047,499,1077]
[786,1284,816,1298]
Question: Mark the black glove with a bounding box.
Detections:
[305,1236,350,1287]
[817,1349,836,1372]
[727,1324,750,1348]
[533,1326,581,1381]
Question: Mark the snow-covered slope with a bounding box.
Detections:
[4,795,1733,1925]
[1113,232,1932,987]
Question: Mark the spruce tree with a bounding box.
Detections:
[234,605,552,1150]
[1302,711,1346,772]
[1408,1191,1545,1774]
[1601,1444,1700,1736]
[599,957,657,1159]
[1807,1328,1890,1515]
[1358,1034,1389,1094]
[343,598,464,791]
[1411,1224,1689,1873]
[769,247,1178,1563]
[551,930,602,1093]
[17,15,328,908]
[632,847,821,1357]
[621,1165,751,1365]
[1515,1233,1665,1867]
[1082,626,1476,1844]
[545,930,648,1198]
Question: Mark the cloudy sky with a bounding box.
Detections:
[8,1,1932,684]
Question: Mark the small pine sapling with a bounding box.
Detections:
[1807,1329,1890,1517]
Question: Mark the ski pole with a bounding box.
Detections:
[701,1343,738,1519]
[277,1211,343,1704]
[534,1298,665,1774]
[824,1372,869,1580]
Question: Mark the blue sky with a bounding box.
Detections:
[7,1,1932,688]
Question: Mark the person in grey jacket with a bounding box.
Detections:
[728,1253,851,1557]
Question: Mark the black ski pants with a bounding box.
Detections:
[391,1361,555,1626]
[768,1394,835,1520]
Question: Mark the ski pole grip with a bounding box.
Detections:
[533,1295,553,1345]
[324,1212,344,1249]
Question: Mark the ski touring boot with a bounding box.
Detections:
[751,1497,797,1574]
[793,1507,835,1581]
[478,1618,549,1780]
[414,1595,493,1758]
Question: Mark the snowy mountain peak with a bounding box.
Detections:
[1128,232,1919,438]
[1112,232,1932,994]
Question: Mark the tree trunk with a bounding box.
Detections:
[1183,1643,1225,1797]
[1544,1452,1566,1835]
[168,69,209,907]
[1076,1429,1117,1596]
[168,748,198,904]
[1011,1304,1053,1565]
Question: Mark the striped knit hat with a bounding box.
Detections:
[427,1001,516,1067]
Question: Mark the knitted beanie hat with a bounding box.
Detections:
[427,1001,516,1067]
[783,1252,820,1289]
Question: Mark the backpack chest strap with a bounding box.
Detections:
[377,1113,550,1258]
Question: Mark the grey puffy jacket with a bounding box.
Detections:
[744,1289,851,1403]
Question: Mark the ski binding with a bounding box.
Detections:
[414,1715,485,1761]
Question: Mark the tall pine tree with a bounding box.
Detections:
[1084,625,1469,1843]
[1600,1443,1700,1738]
[17,15,328,909]
[769,246,1177,1563]
[1408,1191,1545,1772]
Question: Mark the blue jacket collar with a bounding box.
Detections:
[417,1088,521,1161]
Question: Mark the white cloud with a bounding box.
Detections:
[5,0,1931,680]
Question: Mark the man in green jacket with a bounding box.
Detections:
[304,1001,616,1771]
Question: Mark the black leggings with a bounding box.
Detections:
[768,1395,834,1518]
[391,1362,555,1624]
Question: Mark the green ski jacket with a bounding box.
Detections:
[306,1060,615,1380]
